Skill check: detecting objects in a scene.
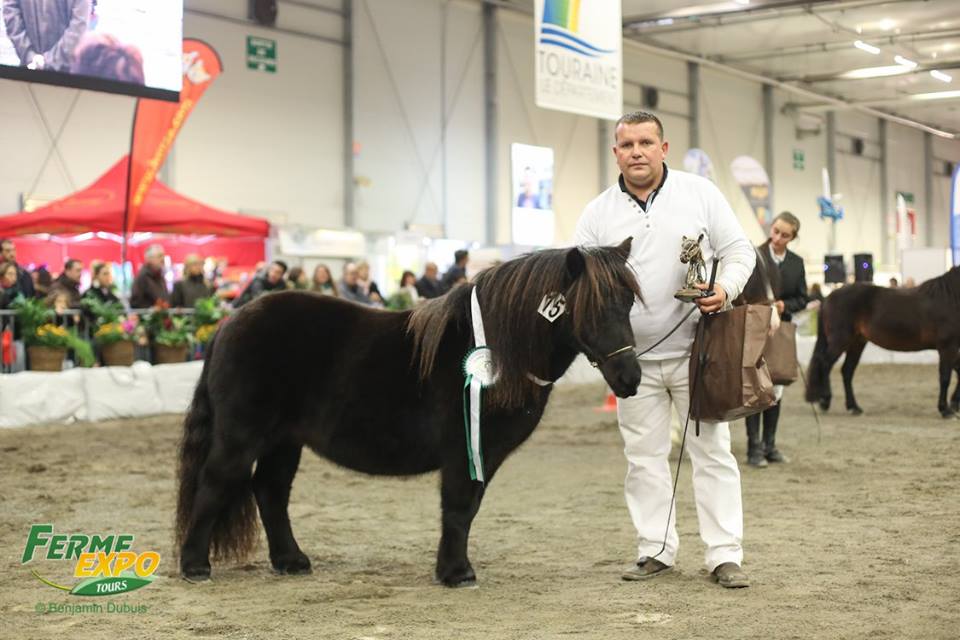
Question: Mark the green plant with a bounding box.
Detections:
[83,298,136,345]
[10,295,53,338]
[153,315,191,347]
[30,323,95,367]
[192,296,227,327]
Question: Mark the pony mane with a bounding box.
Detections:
[917,266,960,304]
[407,245,641,409]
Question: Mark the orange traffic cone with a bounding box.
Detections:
[595,391,618,412]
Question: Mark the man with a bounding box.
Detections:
[49,258,82,309]
[338,262,372,305]
[130,244,169,309]
[439,249,469,293]
[0,238,35,298]
[415,262,442,300]
[170,254,213,308]
[2,0,91,72]
[233,260,287,308]
[573,111,755,589]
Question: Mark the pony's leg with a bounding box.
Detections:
[253,443,311,575]
[950,356,960,413]
[436,465,483,587]
[936,344,960,418]
[841,338,867,415]
[818,348,844,411]
[180,438,259,580]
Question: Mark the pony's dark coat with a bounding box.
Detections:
[175,242,643,586]
[805,267,960,417]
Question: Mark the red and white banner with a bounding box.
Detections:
[126,39,222,234]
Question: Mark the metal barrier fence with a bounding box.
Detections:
[0,307,217,373]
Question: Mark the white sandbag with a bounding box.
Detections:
[0,369,86,428]
[83,361,163,422]
[152,360,204,414]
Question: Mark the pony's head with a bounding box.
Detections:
[679,234,704,264]
[408,237,643,408]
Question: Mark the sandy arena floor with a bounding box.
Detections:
[1,364,958,639]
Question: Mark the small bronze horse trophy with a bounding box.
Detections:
[674,234,708,303]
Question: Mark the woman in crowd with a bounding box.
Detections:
[0,261,20,309]
[745,211,808,468]
[286,266,309,290]
[356,260,382,305]
[82,262,120,306]
[387,270,421,310]
[311,264,339,297]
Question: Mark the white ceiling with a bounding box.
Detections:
[621,0,960,134]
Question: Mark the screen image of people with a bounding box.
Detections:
[0,0,181,95]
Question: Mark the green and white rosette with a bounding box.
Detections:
[462,287,498,483]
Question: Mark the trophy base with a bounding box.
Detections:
[674,288,706,303]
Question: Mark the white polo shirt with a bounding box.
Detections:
[573,166,756,360]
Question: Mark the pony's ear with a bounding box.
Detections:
[697,233,704,242]
[615,237,633,259]
[565,247,586,281]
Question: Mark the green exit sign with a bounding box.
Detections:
[247,36,277,73]
[792,149,804,171]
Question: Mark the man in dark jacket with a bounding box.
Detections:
[439,249,469,293]
[130,244,169,309]
[49,258,82,309]
[1,238,35,298]
[170,254,213,308]
[415,262,442,299]
[2,0,91,71]
[233,260,287,308]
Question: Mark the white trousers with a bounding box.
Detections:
[617,356,744,571]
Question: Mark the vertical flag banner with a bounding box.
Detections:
[730,155,772,234]
[683,149,716,182]
[535,0,622,120]
[126,39,222,235]
[951,164,960,266]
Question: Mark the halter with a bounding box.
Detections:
[587,344,636,368]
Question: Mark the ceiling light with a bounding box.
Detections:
[930,70,953,83]
[854,40,880,54]
[734,0,750,4]
[841,65,913,79]
[910,89,960,101]
[932,52,939,59]
[894,55,917,68]
[879,18,895,31]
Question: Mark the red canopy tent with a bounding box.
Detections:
[0,156,270,270]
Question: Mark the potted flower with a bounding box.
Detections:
[11,296,94,371]
[145,302,192,364]
[83,298,137,366]
[191,296,228,353]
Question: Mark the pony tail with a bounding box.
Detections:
[805,309,828,403]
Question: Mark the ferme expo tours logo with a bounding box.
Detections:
[22,524,160,597]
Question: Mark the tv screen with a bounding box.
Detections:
[0,0,182,101]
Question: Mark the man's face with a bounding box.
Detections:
[267,264,284,284]
[1,241,14,263]
[613,122,668,188]
[99,268,114,287]
[65,263,82,282]
[148,252,165,269]
[425,264,438,279]
[343,265,358,286]
[186,260,204,277]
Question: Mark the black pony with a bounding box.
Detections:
[176,239,643,587]
[805,266,960,417]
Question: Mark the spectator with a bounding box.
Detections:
[356,260,382,304]
[33,265,52,299]
[889,277,899,288]
[130,244,169,308]
[387,270,420,310]
[233,260,288,308]
[49,258,83,310]
[71,32,144,84]
[0,261,20,309]
[170,254,213,308]
[2,0,91,72]
[311,264,339,296]
[440,249,469,293]
[82,261,120,305]
[338,262,371,305]
[904,277,916,288]
[0,238,35,298]
[415,262,442,299]
[286,266,308,290]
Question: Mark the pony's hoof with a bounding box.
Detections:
[848,407,863,416]
[950,401,959,413]
[939,409,957,419]
[818,399,831,412]
[181,564,211,583]
[272,553,312,575]
[435,566,477,588]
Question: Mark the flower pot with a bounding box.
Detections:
[154,343,189,364]
[27,346,66,371]
[101,340,135,367]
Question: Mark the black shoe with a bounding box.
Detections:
[765,448,789,463]
[621,557,674,581]
[745,416,767,468]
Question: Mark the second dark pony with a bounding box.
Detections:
[175,239,644,587]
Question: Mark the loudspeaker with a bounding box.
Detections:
[851,137,865,156]
[642,86,659,109]
[249,0,277,26]
[854,253,874,283]
[824,254,845,284]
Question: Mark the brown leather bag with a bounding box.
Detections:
[764,321,799,385]
[689,304,777,422]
